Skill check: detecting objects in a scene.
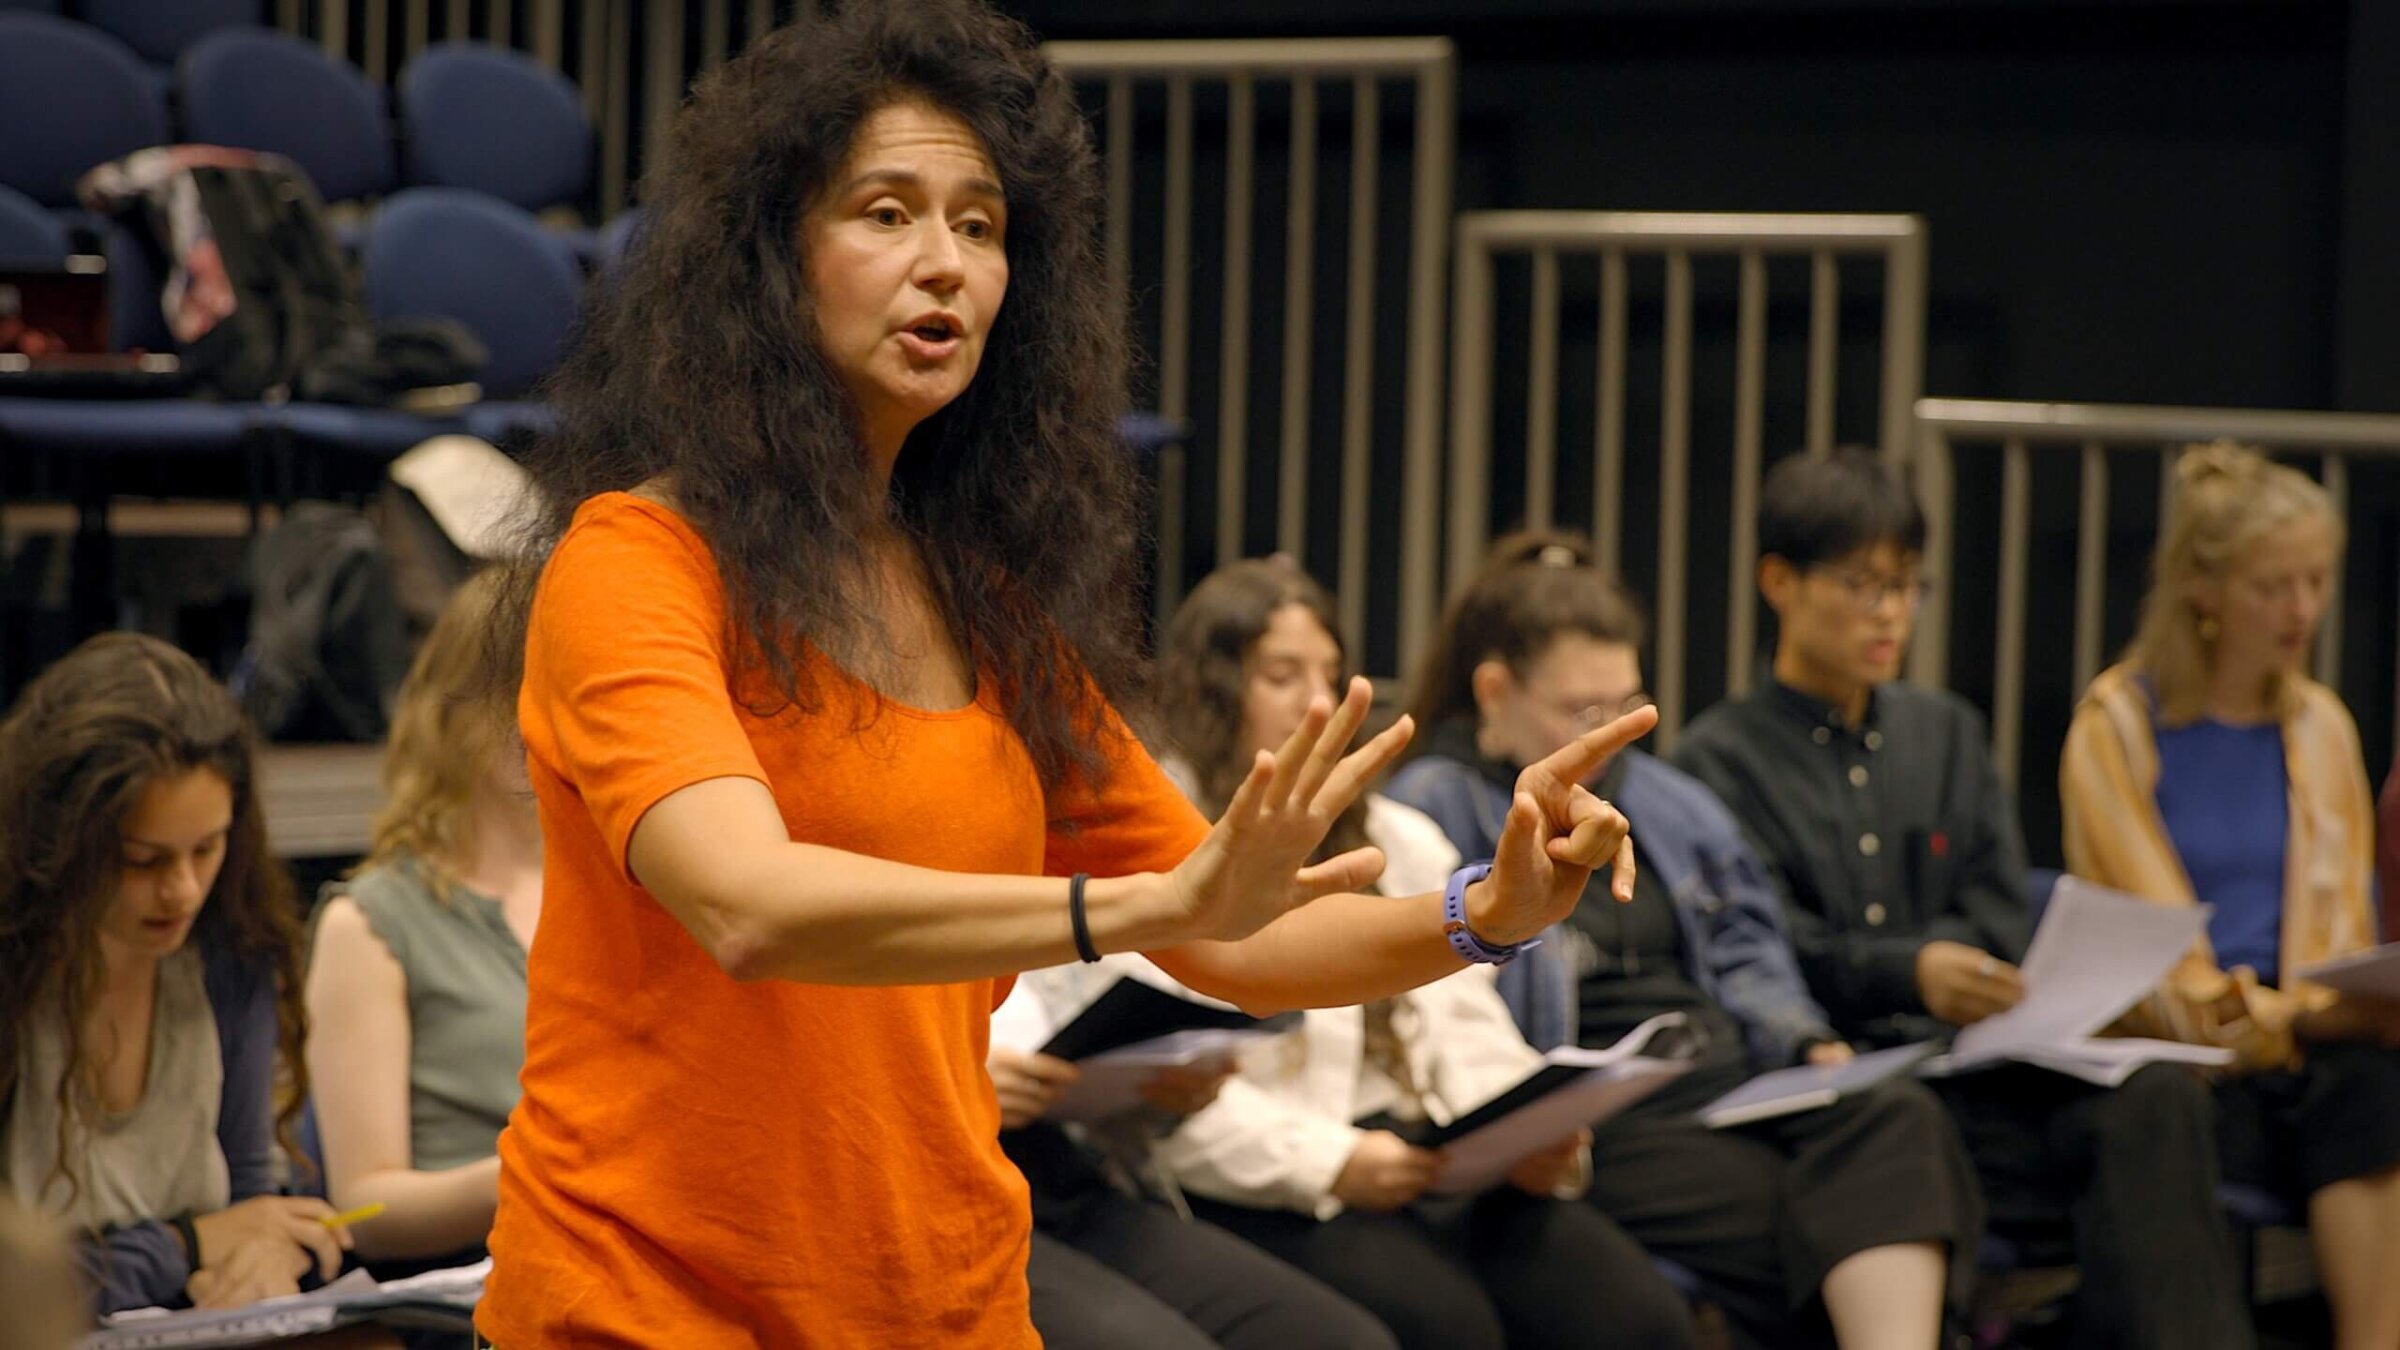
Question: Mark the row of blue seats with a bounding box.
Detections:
[0,11,596,228]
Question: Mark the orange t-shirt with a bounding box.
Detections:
[478,494,1209,1347]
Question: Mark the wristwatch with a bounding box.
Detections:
[1441,862,1540,967]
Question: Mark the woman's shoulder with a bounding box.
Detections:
[2284,674,2366,765]
[545,492,718,588]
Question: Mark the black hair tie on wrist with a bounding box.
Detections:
[171,1212,202,1267]
[1070,872,1100,963]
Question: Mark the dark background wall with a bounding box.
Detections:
[1008,0,2399,865]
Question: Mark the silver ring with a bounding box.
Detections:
[1978,956,1998,976]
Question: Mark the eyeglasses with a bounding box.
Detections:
[1551,691,1654,732]
[1812,567,1935,615]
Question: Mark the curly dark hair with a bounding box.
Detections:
[0,634,309,1202]
[491,0,1144,795]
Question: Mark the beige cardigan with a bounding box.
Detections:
[2059,662,2379,1069]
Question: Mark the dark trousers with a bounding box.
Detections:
[1931,1062,2252,1350]
[1026,1198,1395,1350]
[1189,1186,1701,1350]
[1009,1123,1393,1350]
[1583,1080,1982,1350]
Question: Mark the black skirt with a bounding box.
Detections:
[2220,1040,2400,1198]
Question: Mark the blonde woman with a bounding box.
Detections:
[304,573,539,1271]
[2061,443,2400,1350]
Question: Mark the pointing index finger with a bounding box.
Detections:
[1525,705,1658,805]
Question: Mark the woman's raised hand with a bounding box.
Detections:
[1466,705,1658,946]
[1166,677,1413,942]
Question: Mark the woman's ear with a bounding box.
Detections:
[1470,659,1513,721]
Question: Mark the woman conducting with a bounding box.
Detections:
[474,3,1653,1345]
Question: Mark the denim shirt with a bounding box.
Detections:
[1385,744,1837,1066]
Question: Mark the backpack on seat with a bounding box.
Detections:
[78,147,482,402]
[231,502,411,743]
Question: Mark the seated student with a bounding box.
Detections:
[2060,443,2400,1350]
[1149,559,1699,1350]
[0,634,350,1315]
[1673,448,2251,1350]
[305,573,534,1272]
[992,964,1396,1350]
[1386,534,1981,1350]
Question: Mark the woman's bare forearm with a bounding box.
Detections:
[702,843,1188,984]
[333,1157,502,1262]
[1150,888,1470,1015]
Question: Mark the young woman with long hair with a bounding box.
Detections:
[474,3,1650,1342]
[0,633,344,1315]
[305,572,537,1272]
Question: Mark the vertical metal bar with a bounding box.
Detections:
[403,0,429,69]
[644,0,685,190]
[1880,227,1927,463]
[1806,250,1838,456]
[2318,453,2348,682]
[532,0,564,68]
[492,0,512,47]
[1729,249,1767,697]
[279,0,302,35]
[1337,76,1380,652]
[581,0,610,122]
[364,0,389,82]
[1216,75,1257,565]
[1994,439,2032,786]
[445,0,466,40]
[1524,248,1561,530]
[1155,449,1187,637]
[1398,50,1455,674]
[1276,77,1318,561]
[749,0,775,45]
[318,0,347,60]
[1159,77,1194,423]
[1155,75,1194,629]
[1657,250,1693,748]
[1444,233,1493,598]
[2073,441,2109,695]
[1104,76,1133,319]
[1909,425,1956,689]
[601,0,631,213]
[701,0,729,70]
[1594,248,1627,575]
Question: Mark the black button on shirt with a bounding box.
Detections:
[1671,681,2035,1049]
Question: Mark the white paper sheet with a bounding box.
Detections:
[1949,876,2208,1067]
[85,1260,487,1350]
[1424,1013,1697,1196]
[2295,942,2400,1001]
[1045,1029,1280,1122]
[1698,1042,1939,1129]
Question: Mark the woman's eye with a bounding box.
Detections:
[960,218,994,241]
[870,206,904,227]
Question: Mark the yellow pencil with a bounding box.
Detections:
[320,1202,386,1231]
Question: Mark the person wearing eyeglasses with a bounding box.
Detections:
[1673,448,2250,1350]
[1385,532,1983,1350]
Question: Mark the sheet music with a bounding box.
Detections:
[1949,877,2207,1067]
